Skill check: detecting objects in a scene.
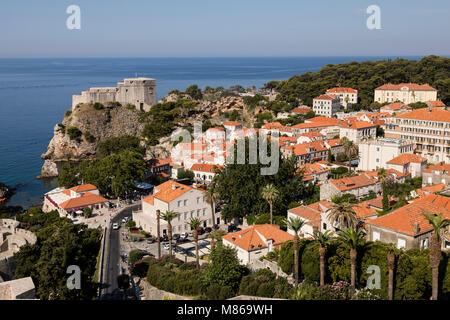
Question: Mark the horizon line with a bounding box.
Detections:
[1,54,448,60]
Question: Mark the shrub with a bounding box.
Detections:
[67,126,82,142]
[132,259,150,278]
[256,282,274,298]
[92,102,104,110]
[301,242,320,282]
[83,131,95,143]
[128,249,144,265]
[125,104,136,110]
[64,110,72,117]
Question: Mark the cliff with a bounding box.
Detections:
[40,103,147,177]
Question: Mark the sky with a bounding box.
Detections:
[0,0,449,58]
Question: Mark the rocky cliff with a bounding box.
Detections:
[40,103,147,177]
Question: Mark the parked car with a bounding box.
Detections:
[146,237,155,244]
[196,226,205,235]
[180,232,189,240]
[227,224,237,233]
[172,234,180,241]
[204,227,212,233]
[112,223,119,230]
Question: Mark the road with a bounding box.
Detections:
[100,204,139,300]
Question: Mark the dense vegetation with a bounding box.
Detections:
[213,137,315,222]
[57,150,147,198]
[13,207,101,300]
[97,135,145,158]
[277,238,450,300]
[269,56,450,107]
[144,244,248,299]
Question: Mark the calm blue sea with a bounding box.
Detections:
[0,56,422,207]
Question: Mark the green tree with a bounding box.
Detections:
[261,184,280,225]
[201,243,247,292]
[286,217,306,285]
[189,217,202,268]
[128,249,144,265]
[423,212,450,300]
[312,230,333,287]
[204,183,219,227]
[161,211,180,257]
[337,227,366,297]
[185,84,203,100]
[326,202,358,229]
[125,220,136,229]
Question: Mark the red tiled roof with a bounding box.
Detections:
[291,107,312,114]
[314,94,338,101]
[59,192,108,209]
[386,153,427,165]
[375,83,437,91]
[415,183,446,197]
[367,194,450,236]
[222,224,294,251]
[69,184,97,192]
[423,162,450,174]
[326,87,357,94]
[224,121,242,126]
[143,180,194,205]
[331,174,378,191]
[425,100,446,107]
[394,107,450,123]
[190,163,223,173]
[381,102,411,111]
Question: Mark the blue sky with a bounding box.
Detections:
[0,0,449,57]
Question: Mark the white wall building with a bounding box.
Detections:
[312,94,341,117]
[374,83,437,104]
[326,87,358,108]
[358,137,415,171]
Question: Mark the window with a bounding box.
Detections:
[397,238,406,249]
[184,199,187,206]
[190,211,194,218]
[322,223,327,230]
[197,209,200,217]
[178,200,182,207]
[197,197,200,204]
[184,212,187,219]
[203,208,206,216]
[372,231,380,241]
[421,238,429,248]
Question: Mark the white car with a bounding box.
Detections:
[112,223,119,230]
[180,232,188,240]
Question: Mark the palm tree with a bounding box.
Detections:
[377,168,390,211]
[341,137,358,172]
[261,184,280,225]
[160,211,180,257]
[423,212,450,300]
[311,230,333,286]
[156,209,161,259]
[327,202,358,230]
[286,217,306,286]
[337,227,365,296]
[189,217,202,268]
[204,183,219,227]
[209,229,226,251]
[387,247,396,300]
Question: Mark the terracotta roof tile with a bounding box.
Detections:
[376,83,437,91]
[386,153,427,165]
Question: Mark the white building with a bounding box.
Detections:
[287,201,334,237]
[191,163,223,184]
[339,121,377,144]
[326,87,358,108]
[133,180,216,236]
[386,153,427,178]
[222,224,294,265]
[374,83,437,104]
[358,137,415,171]
[312,94,341,117]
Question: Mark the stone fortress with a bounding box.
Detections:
[72,77,157,112]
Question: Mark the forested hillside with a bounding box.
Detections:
[267,55,450,107]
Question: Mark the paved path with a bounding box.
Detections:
[100,204,139,300]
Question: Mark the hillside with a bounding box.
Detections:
[268,55,450,107]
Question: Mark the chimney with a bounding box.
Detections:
[413,222,420,234]
[231,236,236,242]
[172,184,177,190]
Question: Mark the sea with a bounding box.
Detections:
[0,56,423,208]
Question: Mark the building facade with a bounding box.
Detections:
[374,83,437,104]
[358,137,414,171]
[326,87,358,108]
[312,94,341,117]
[384,108,450,164]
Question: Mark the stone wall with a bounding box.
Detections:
[249,258,294,284]
[139,279,190,300]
